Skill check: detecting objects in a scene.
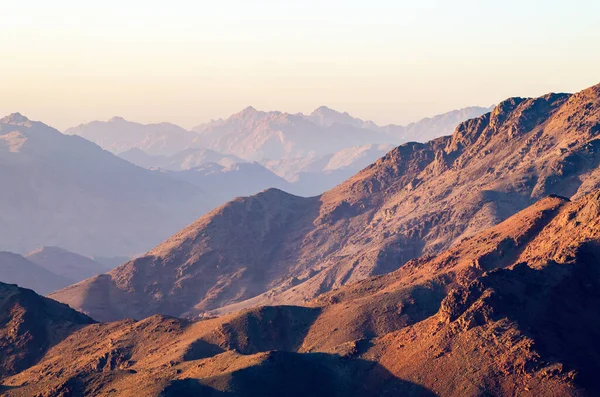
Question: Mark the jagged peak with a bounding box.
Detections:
[238,106,259,115]
[312,105,342,115]
[1,112,30,125]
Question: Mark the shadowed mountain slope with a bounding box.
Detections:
[5,190,600,395]
[0,282,94,379]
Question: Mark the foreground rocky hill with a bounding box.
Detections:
[4,189,600,396]
[51,83,600,322]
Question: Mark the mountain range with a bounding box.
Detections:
[50,83,600,323]
[2,83,599,396]
[0,113,214,257]
[2,185,600,395]
[67,105,492,197]
[65,117,198,156]
[191,105,493,161]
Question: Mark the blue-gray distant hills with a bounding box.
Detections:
[0,113,213,257]
[67,105,493,197]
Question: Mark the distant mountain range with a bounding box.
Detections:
[0,113,214,257]
[2,104,485,259]
[65,117,197,156]
[68,105,492,197]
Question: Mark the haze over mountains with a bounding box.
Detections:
[67,105,492,197]
[0,113,214,257]
[51,83,600,323]
[0,247,116,296]
[2,83,600,396]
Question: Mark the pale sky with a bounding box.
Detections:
[1,0,599,130]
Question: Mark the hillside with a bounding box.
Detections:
[191,107,393,161]
[25,246,109,284]
[51,83,600,321]
[0,252,72,295]
[167,162,291,203]
[5,190,600,395]
[0,282,94,379]
[0,113,214,257]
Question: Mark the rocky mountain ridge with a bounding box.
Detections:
[4,188,600,395]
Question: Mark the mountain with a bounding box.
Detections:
[67,107,492,198]
[119,147,246,171]
[191,107,393,161]
[307,105,379,129]
[191,106,492,161]
[0,113,213,257]
[380,105,496,142]
[308,105,495,143]
[264,143,397,196]
[64,117,197,156]
[4,189,600,395]
[0,252,72,295]
[167,162,291,203]
[50,82,600,322]
[25,246,109,283]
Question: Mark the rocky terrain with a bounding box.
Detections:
[0,113,215,257]
[3,189,600,396]
[51,83,600,322]
[0,282,95,380]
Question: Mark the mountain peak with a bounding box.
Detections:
[311,106,342,115]
[1,112,30,125]
[108,116,127,123]
[240,106,258,115]
[26,246,69,255]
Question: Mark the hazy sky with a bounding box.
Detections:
[1,1,599,130]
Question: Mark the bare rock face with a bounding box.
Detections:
[5,189,600,396]
[50,83,600,322]
[0,282,94,379]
